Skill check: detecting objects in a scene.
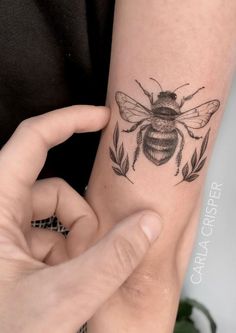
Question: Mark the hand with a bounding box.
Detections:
[0,105,162,333]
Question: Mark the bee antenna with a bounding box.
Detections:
[149,77,163,92]
[173,83,190,93]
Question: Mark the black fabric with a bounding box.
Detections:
[0,0,115,193]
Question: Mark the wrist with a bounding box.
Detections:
[87,266,180,333]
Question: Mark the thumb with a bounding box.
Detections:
[38,211,162,332]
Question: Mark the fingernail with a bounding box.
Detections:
[140,214,162,243]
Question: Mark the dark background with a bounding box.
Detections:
[0,0,115,193]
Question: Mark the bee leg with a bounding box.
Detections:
[179,86,205,108]
[175,129,185,176]
[132,124,149,170]
[188,131,202,140]
[181,122,202,140]
[122,120,144,133]
[123,124,139,133]
[135,80,154,104]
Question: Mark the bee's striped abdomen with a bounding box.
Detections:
[143,126,178,166]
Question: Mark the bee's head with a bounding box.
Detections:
[146,78,190,102]
[158,91,177,100]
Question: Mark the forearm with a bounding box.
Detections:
[86,1,236,332]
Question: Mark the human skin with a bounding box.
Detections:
[86,1,236,332]
[0,105,163,333]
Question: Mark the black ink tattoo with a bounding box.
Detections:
[109,122,133,184]
[109,78,220,184]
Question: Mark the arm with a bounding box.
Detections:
[86,1,236,332]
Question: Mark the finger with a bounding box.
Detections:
[31,178,98,256]
[35,211,162,332]
[0,105,109,188]
[27,228,68,265]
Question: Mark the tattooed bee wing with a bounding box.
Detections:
[176,100,220,129]
[115,91,151,123]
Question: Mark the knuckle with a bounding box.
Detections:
[17,118,47,147]
[50,177,67,188]
[17,118,41,140]
[112,235,141,275]
[18,117,36,130]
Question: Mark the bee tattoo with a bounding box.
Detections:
[109,78,220,184]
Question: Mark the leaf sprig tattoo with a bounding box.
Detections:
[109,122,133,184]
[177,129,210,184]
